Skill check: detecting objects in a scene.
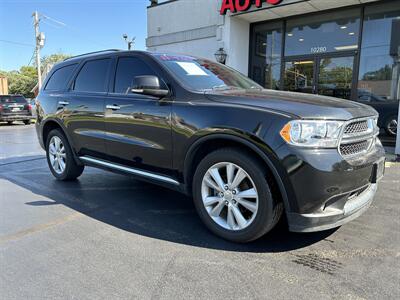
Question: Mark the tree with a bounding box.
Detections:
[0,52,72,98]
[40,53,72,71]
[0,66,38,98]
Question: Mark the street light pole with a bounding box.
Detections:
[123,34,135,50]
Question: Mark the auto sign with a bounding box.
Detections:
[220,0,283,15]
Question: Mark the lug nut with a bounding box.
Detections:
[232,190,237,195]
[225,200,229,205]
[219,192,224,197]
[224,185,229,190]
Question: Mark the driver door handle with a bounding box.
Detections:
[106,104,121,110]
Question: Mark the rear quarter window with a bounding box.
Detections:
[44,64,77,91]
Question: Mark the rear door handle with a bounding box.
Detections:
[58,101,69,106]
[106,104,121,110]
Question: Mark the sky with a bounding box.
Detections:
[0,0,149,71]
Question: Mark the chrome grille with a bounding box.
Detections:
[343,120,369,135]
[339,117,377,158]
[340,140,370,156]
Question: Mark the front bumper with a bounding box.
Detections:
[287,183,378,232]
[275,139,385,232]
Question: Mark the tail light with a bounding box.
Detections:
[28,104,32,111]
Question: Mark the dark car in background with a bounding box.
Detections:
[0,95,33,125]
[357,90,398,136]
[35,50,385,243]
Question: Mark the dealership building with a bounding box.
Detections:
[147,0,400,154]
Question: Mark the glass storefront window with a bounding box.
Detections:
[285,10,360,56]
[250,23,282,90]
[357,2,400,137]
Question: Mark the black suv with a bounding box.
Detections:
[0,95,33,125]
[35,50,385,242]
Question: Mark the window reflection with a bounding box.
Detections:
[285,10,360,56]
[357,3,400,137]
[251,23,282,90]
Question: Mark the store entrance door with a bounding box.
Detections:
[283,54,355,100]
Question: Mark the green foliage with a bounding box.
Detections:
[40,53,72,70]
[1,53,71,98]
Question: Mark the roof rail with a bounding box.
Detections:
[64,49,121,61]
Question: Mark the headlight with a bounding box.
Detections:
[280,120,345,148]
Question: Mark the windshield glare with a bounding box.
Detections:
[153,54,262,92]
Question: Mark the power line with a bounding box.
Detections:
[0,39,34,47]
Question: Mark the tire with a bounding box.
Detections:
[384,115,397,136]
[46,129,84,181]
[23,120,31,125]
[192,148,282,243]
[7,121,13,125]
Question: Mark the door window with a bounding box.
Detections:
[73,59,110,93]
[114,57,159,94]
[318,56,354,100]
[284,60,315,94]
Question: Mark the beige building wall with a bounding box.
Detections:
[0,76,9,95]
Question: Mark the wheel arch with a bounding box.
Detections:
[41,119,83,165]
[184,133,292,213]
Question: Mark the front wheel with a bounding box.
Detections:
[192,148,282,243]
[384,116,397,136]
[46,129,84,181]
[23,120,31,125]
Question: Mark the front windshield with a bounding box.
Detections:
[153,54,262,92]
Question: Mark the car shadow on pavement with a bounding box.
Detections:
[3,168,337,253]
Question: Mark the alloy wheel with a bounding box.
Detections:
[201,162,259,231]
[387,119,397,136]
[48,136,67,174]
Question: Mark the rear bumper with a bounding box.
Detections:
[287,183,377,232]
[0,114,32,121]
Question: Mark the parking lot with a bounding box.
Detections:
[0,123,399,299]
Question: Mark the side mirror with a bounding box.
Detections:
[131,75,169,98]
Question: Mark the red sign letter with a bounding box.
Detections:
[235,0,251,12]
[267,0,283,4]
[220,0,236,15]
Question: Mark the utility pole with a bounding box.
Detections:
[33,11,45,89]
[123,34,135,50]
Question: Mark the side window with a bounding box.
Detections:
[73,59,110,93]
[44,64,77,91]
[114,57,160,94]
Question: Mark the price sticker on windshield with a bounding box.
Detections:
[176,62,209,76]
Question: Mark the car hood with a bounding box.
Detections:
[205,89,378,120]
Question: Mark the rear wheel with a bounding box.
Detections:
[7,121,13,125]
[23,120,31,125]
[192,148,282,243]
[46,129,84,181]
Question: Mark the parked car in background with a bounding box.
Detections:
[356,90,398,136]
[27,98,37,119]
[35,50,385,243]
[0,95,33,125]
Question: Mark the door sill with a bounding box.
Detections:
[79,156,179,186]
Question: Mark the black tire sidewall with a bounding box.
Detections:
[46,129,78,180]
[193,149,277,243]
[384,115,397,136]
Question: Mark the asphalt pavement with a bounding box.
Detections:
[0,123,399,300]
